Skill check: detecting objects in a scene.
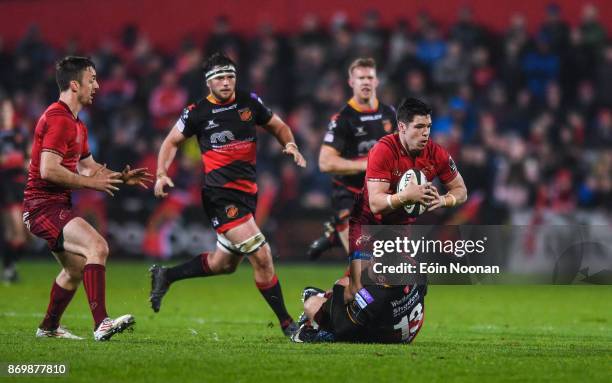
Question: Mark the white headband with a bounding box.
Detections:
[205,65,236,81]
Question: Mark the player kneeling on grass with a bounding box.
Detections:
[292,98,467,343]
[24,57,152,341]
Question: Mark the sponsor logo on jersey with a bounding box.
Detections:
[225,204,239,219]
[355,293,368,309]
[420,165,434,179]
[22,212,30,230]
[181,107,191,123]
[210,130,235,144]
[238,108,252,121]
[357,139,377,154]
[212,104,238,114]
[205,119,220,130]
[250,92,265,105]
[212,217,220,227]
[357,288,374,304]
[355,234,372,247]
[392,169,403,177]
[449,156,457,173]
[359,114,382,122]
[355,288,374,309]
[354,126,367,136]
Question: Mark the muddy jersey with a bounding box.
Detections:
[322,98,396,192]
[177,90,273,195]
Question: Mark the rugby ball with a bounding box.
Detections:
[396,168,428,216]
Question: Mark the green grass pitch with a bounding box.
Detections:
[1,261,610,383]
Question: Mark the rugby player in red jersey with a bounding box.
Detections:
[150,53,306,336]
[292,97,467,343]
[23,57,152,340]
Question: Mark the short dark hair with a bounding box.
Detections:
[56,56,96,92]
[348,57,376,76]
[396,97,432,124]
[202,52,237,75]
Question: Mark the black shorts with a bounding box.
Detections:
[201,187,257,234]
[0,177,24,208]
[316,284,427,343]
[331,184,359,220]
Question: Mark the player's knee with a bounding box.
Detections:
[59,268,82,284]
[304,297,324,318]
[251,246,273,272]
[218,261,239,274]
[89,238,109,261]
[66,267,83,283]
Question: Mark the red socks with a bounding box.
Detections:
[83,264,109,328]
[40,281,77,330]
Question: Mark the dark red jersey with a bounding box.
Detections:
[353,133,458,225]
[322,98,396,192]
[24,101,91,205]
[176,90,273,195]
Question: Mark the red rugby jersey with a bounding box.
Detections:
[354,133,458,225]
[24,101,90,205]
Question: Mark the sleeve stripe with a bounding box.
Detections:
[367,178,391,183]
[41,148,65,157]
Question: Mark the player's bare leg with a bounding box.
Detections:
[148,219,257,313]
[60,218,134,341]
[247,242,297,335]
[150,216,296,335]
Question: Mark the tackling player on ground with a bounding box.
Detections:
[292,98,467,343]
[24,57,152,340]
[308,58,396,259]
[150,53,307,336]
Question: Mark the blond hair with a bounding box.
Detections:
[348,57,376,77]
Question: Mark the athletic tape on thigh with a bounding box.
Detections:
[217,232,267,255]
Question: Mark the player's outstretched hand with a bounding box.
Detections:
[400,182,437,206]
[122,165,154,189]
[89,164,123,197]
[283,143,307,168]
[154,174,175,198]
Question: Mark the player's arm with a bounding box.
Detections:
[318,145,367,175]
[427,173,468,211]
[77,154,109,176]
[344,259,363,303]
[262,114,306,168]
[78,155,151,189]
[367,180,436,215]
[154,126,187,197]
[40,151,123,196]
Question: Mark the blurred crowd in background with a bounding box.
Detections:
[1,3,612,257]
